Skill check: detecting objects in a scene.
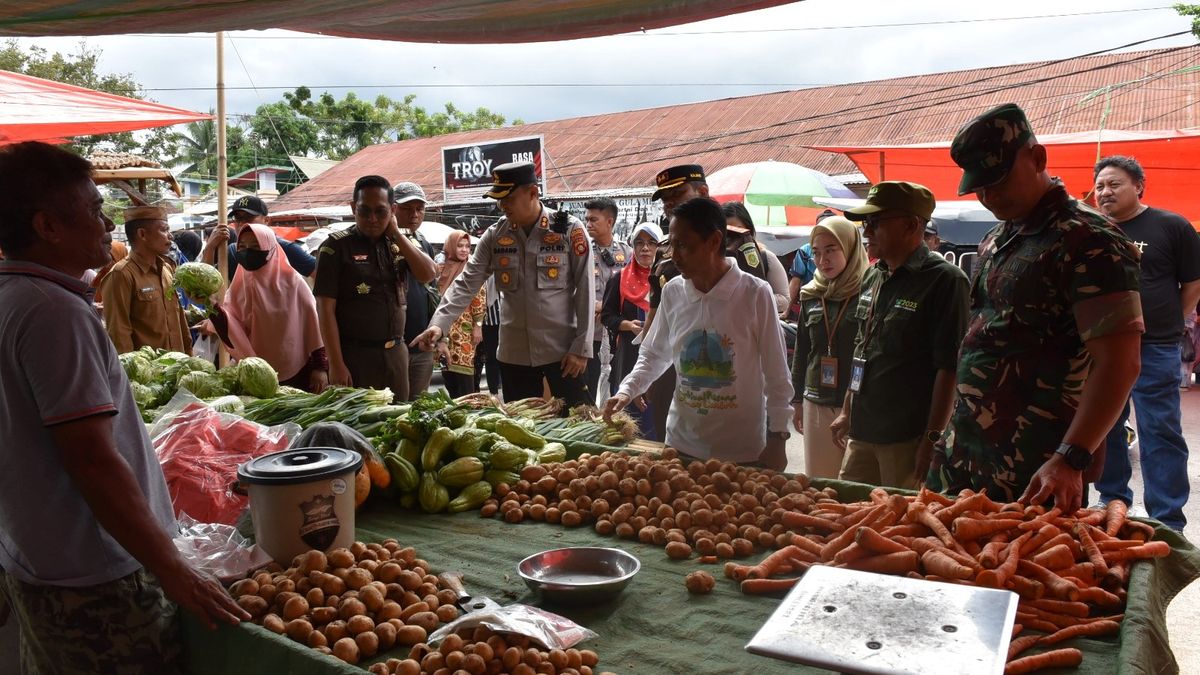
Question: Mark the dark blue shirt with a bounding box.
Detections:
[224,238,316,280]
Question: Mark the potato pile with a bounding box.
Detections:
[365,625,613,675]
[227,540,461,665]
[480,449,826,564]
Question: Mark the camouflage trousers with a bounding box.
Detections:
[0,568,182,675]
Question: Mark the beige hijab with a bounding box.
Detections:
[799,216,869,301]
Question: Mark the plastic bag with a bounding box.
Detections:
[428,603,598,650]
[152,389,299,525]
[173,513,273,582]
[192,334,219,365]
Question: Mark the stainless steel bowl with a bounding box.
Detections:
[517,547,641,604]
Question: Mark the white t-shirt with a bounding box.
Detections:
[617,259,794,462]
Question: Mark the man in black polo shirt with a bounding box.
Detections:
[831,182,970,488]
[314,176,437,401]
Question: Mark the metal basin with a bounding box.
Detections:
[517,547,640,604]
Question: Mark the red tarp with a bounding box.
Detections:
[269,226,307,242]
[811,130,1200,227]
[0,70,210,145]
[0,1,798,43]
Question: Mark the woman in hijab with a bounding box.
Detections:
[600,222,662,436]
[722,202,790,315]
[790,216,873,478]
[436,230,486,398]
[207,224,328,392]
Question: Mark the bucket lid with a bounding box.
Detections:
[238,447,364,486]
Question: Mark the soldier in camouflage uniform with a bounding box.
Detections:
[928,103,1144,514]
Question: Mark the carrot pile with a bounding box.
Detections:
[724,487,1170,674]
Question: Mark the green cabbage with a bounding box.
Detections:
[165,356,216,384]
[129,381,158,410]
[236,357,279,398]
[177,371,228,398]
[174,262,223,302]
[275,386,307,397]
[207,394,245,415]
[119,353,157,384]
[216,363,242,392]
[150,383,175,407]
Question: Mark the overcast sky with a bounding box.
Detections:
[13,0,1197,128]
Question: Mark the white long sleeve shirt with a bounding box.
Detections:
[617,259,794,462]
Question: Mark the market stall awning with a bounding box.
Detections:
[0,1,799,42]
[810,129,1200,226]
[0,70,210,145]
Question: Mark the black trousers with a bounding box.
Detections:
[646,366,676,442]
[499,360,590,407]
[473,324,501,394]
[443,370,477,399]
[585,340,602,405]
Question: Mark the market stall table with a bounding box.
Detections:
[182,480,1200,674]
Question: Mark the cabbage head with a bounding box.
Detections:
[177,371,228,398]
[207,394,245,415]
[236,357,279,398]
[129,381,158,410]
[166,356,217,384]
[174,262,223,302]
[216,363,242,393]
[119,353,157,385]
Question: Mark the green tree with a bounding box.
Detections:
[162,116,256,181]
[1176,4,1200,38]
[245,100,322,163]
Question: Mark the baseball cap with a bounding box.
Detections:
[843,181,936,222]
[393,181,427,204]
[950,103,1035,196]
[484,162,538,199]
[229,195,268,218]
[651,164,705,201]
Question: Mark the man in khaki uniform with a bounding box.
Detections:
[413,162,595,406]
[100,206,191,354]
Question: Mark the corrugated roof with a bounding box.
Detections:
[273,44,1200,210]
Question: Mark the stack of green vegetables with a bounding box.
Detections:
[120,347,282,422]
[242,386,404,435]
[372,393,566,514]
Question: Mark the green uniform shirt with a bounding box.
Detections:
[790,268,877,407]
[313,227,408,343]
[930,183,1143,499]
[849,245,970,444]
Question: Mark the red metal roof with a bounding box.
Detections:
[272,44,1200,210]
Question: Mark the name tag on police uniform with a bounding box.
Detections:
[848,357,867,393]
[820,356,838,388]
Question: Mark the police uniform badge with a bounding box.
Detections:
[570,228,588,257]
[739,242,761,270]
[497,236,515,246]
[543,233,562,245]
[498,256,511,267]
[500,271,511,285]
[356,283,371,295]
[545,255,561,265]
[614,252,627,264]
[548,268,559,280]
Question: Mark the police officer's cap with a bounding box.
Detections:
[651,164,706,201]
[484,161,539,200]
[950,103,1036,196]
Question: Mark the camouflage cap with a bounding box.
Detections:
[843,181,935,222]
[950,103,1035,196]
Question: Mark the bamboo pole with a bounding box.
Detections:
[215,32,229,367]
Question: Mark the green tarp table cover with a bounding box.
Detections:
[183,479,1200,674]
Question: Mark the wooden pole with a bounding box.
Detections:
[215,32,229,367]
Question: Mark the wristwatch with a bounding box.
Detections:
[1055,442,1093,471]
[924,429,943,443]
[768,430,790,441]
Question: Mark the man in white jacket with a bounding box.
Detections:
[603,197,794,469]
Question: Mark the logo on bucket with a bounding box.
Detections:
[299,494,340,550]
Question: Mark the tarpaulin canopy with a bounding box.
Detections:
[0,1,799,43]
[810,130,1200,227]
[0,70,210,144]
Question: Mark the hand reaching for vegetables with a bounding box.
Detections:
[1020,453,1084,515]
[308,369,329,394]
[328,360,353,388]
[160,560,249,630]
[602,393,630,423]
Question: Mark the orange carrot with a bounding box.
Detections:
[1025,598,1090,618]
[1074,586,1123,608]
[740,577,800,595]
[1019,524,1061,557]
[921,549,974,580]
[1072,521,1108,576]
[1103,500,1128,537]
[1030,544,1075,570]
[935,491,990,524]
[1101,540,1170,562]
[787,546,821,564]
[977,532,1029,588]
[1004,575,1045,600]
[1011,623,1024,638]
[980,541,1007,569]
[781,511,844,533]
[1096,539,1145,552]
[1007,635,1042,661]
[855,526,909,556]
[1017,507,1062,531]
[1019,607,1087,630]
[1017,560,1079,601]
[844,550,919,575]
[1055,562,1096,584]
[746,545,806,580]
[1120,519,1155,542]
[1034,532,1082,559]
[879,524,929,538]
[1014,612,1060,634]
[1101,561,1130,592]
[1038,620,1121,646]
[952,517,1024,542]
[909,504,967,554]
[1075,510,1106,527]
[835,503,883,528]
[1004,647,1083,674]
[917,487,956,507]
[939,545,985,573]
[832,543,873,565]
[790,534,825,558]
[908,537,940,555]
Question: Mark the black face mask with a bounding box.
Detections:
[236,248,269,271]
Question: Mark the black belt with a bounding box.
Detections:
[342,336,403,349]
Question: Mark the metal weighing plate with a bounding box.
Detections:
[745,566,1018,675]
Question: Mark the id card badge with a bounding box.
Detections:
[819,356,838,388]
[848,357,867,393]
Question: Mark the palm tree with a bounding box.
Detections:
[163,116,218,179]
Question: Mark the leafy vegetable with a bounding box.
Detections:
[177,371,229,398]
[173,262,223,302]
[165,356,216,384]
[129,381,158,409]
[207,394,245,415]
[236,357,279,398]
[119,353,157,384]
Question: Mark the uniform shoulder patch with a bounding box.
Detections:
[739,241,761,269]
[570,226,588,257]
[328,230,351,241]
[319,245,335,256]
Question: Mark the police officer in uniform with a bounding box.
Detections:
[583,197,633,399]
[315,175,437,401]
[413,162,595,406]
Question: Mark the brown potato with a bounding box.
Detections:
[396,624,427,645]
[435,604,459,622]
[445,650,465,669]
[355,630,380,658]
[261,613,285,634]
[395,659,422,675]
[376,561,404,583]
[338,597,367,621]
[345,568,373,591]
[580,650,599,667]
[561,510,583,527]
[229,578,259,598]
[310,606,337,625]
[462,653,487,674]
[377,600,404,621]
[421,652,446,672]
[346,615,375,636]
[375,621,398,650]
[665,541,693,559]
[305,587,325,608]
[282,595,310,621]
[406,610,440,632]
[359,586,385,613]
[367,663,389,675]
[399,601,430,621]
[256,583,278,605]
[307,630,328,649]
[686,571,716,594]
[285,618,313,643]
[236,595,268,618]
[397,570,423,591]
[548,649,569,670]
[332,636,360,665]
[327,548,355,569]
[323,620,348,642]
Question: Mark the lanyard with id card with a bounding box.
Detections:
[818,297,851,388]
[847,276,884,394]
